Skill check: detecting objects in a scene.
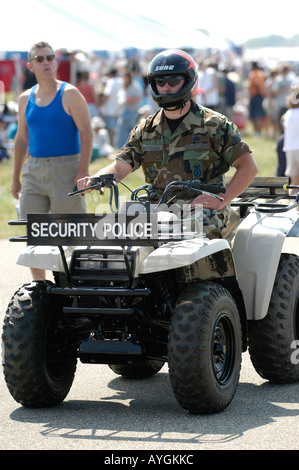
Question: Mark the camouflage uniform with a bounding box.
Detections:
[116,100,251,237]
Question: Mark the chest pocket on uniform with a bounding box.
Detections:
[183,143,209,179]
[141,144,163,181]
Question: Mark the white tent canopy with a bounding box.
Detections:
[1,0,228,53]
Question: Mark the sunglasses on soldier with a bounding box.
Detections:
[154,76,185,87]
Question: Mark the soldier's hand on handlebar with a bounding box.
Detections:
[190,192,226,210]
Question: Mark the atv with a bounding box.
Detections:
[2,175,299,414]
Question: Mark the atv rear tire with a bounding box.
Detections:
[248,254,299,383]
[2,281,77,407]
[168,282,242,414]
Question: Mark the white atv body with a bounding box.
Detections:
[4,176,299,414]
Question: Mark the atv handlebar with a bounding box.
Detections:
[185,180,226,194]
[69,176,225,196]
[69,175,226,209]
[155,180,226,207]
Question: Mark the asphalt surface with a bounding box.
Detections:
[1,239,299,452]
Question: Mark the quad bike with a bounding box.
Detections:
[2,175,299,414]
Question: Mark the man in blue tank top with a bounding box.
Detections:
[10,41,93,280]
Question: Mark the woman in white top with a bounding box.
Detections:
[283,87,299,194]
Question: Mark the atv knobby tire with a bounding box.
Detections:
[2,281,77,407]
[109,360,164,378]
[248,254,299,383]
[168,282,242,414]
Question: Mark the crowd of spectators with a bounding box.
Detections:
[1,50,299,171]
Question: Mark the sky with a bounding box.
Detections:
[118,0,299,44]
[2,0,298,51]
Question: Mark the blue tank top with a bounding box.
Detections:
[25,82,80,158]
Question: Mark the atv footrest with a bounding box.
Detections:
[79,338,142,355]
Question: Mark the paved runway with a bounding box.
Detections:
[1,239,298,451]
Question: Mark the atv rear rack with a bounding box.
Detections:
[229,176,299,217]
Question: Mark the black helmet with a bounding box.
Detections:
[148,49,198,110]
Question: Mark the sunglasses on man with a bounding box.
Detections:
[30,54,55,63]
[154,76,185,88]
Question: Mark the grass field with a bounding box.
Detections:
[0,131,278,240]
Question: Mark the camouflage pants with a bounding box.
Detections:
[201,206,230,238]
[167,199,231,239]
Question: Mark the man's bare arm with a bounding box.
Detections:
[10,92,30,198]
[191,152,258,209]
[64,86,93,183]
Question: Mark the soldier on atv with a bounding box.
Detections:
[78,49,257,239]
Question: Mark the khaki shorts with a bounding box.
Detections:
[20,154,86,219]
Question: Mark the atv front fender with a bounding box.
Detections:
[17,245,74,272]
[139,238,235,276]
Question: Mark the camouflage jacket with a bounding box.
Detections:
[116,100,251,200]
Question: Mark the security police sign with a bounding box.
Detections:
[27,213,158,246]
